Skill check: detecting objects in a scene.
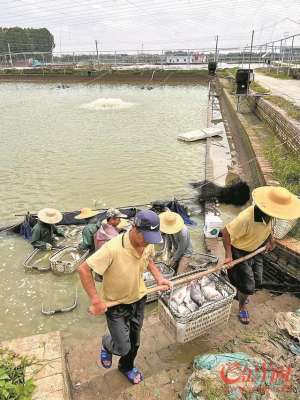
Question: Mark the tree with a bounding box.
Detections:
[0,27,55,53]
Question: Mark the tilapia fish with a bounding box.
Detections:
[184,286,199,312]
[171,286,187,306]
[190,282,205,306]
[200,276,223,301]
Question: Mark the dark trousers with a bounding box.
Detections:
[227,246,264,295]
[102,296,146,373]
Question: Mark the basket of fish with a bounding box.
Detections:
[49,246,89,274]
[144,262,175,303]
[158,273,236,343]
[23,248,60,272]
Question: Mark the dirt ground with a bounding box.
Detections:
[65,291,300,400]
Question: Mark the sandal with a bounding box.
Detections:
[239,309,250,325]
[123,367,144,384]
[100,346,112,369]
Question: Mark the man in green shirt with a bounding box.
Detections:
[31,208,64,250]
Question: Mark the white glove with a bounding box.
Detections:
[45,243,52,251]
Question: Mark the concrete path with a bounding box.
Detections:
[67,291,300,400]
[255,72,300,106]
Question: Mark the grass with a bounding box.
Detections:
[250,81,270,94]
[255,68,293,80]
[263,135,300,195]
[265,95,300,121]
[217,67,238,79]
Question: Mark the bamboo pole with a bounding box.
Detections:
[104,245,267,309]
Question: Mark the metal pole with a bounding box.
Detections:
[95,40,100,69]
[248,30,254,70]
[288,36,295,76]
[215,35,219,62]
[277,39,283,74]
[7,43,13,66]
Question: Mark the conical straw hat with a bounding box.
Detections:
[38,208,63,224]
[159,211,184,234]
[252,186,300,220]
[75,208,99,220]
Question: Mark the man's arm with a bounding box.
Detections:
[147,259,172,289]
[221,227,233,264]
[78,261,107,315]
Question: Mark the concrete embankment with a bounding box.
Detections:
[0,68,208,85]
[217,76,300,272]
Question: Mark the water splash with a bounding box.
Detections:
[80,98,135,110]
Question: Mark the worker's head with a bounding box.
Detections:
[159,211,184,234]
[38,208,62,225]
[252,186,300,220]
[106,208,127,227]
[131,210,162,247]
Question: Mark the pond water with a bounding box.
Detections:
[0,82,209,342]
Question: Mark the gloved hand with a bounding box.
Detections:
[45,243,52,251]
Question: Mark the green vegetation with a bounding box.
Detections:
[255,68,293,80]
[265,95,300,121]
[250,81,270,94]
[264,135,300,195]
[0,27,54,53]
[217,67,238,79]
[0,348,36,399]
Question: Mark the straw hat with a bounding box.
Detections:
[159,211,184,234]
[252,186,300,220]
[38,208,63,224]
[74,208,99,220]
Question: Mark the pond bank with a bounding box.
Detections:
[0,68,208,85]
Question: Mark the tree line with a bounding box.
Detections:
[0,27,55,53]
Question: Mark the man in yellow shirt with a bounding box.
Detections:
[79,210,172,385]
[222,186,300,325]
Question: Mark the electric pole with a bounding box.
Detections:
[7,43,13,66]
[95,40,100,69]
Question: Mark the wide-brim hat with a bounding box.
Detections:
[252,186,300,220]
[74,208,99,220]
[38,208,63,224]
[159,211,184,234]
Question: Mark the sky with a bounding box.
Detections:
[1,0,300,53]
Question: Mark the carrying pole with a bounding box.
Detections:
[97,245,267,310]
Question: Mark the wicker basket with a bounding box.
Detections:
[49,246,89,274]
[273,218,298,240]
[158,274,236,343]
[23,248,59,272]
[144,262,175,288]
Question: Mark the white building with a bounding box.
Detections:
[166,53,206,64]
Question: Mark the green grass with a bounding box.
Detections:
[263,135,300,195]
[217,67,238,78]
[265,95,300,121]
[255,68,293,80]
[250,81,270,94]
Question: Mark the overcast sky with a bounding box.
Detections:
[1,0,300,53]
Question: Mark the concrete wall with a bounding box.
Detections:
[248,96,300,153]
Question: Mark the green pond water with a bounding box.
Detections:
[0,82,209,342]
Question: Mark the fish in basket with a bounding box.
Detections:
[23,248,59,272]
[49,246,89,274]
[158,273,236,343]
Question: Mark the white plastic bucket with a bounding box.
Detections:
[204,213,223,238]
